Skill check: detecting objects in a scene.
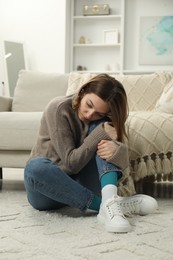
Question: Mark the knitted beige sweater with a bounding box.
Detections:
[31,97,128,174]
[30,96,129,175]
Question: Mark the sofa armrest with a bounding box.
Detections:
[0,96,13,111]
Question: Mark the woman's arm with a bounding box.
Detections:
[55,122,109,173]
[44,99,112,174]
[97,139,129,171]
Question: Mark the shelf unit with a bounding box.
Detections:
[66,0,173,74]
[68,0,124,73]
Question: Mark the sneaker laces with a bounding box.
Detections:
[119,199,142,217]
[106,197,125,219]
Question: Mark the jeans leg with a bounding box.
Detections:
[95,155,122,180]
[88,119,122,180]
[75,156,101,196]
[24,157,94,211]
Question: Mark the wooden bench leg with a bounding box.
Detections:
[0,168,2,179]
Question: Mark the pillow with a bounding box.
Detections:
[12,70,68,112]
[155,79,173,113]
[67,72,173,111]
[66,72,96,96]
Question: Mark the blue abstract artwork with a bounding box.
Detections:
[139,16,173,65]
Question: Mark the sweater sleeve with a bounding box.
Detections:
[107,141,129,171]
[55,122,111,174]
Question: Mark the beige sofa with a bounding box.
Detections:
[0,70,173,194]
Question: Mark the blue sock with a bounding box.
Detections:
[101,171,118,188]
[88,194,101,212]
[101,171,119,203]
[88,171,119,211]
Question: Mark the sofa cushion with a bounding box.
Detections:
[0,112,42,150]
[67,72,173,111]
[155,79,173,113]
[12,70,69,112]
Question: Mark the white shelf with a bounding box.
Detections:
[73,44,120,47]
[73,15,122,20]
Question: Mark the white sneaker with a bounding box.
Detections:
[118,194,158,216]
[97,196,131,233]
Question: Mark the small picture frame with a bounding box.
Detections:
[103,29,119,44]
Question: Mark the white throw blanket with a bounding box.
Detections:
[126,111,173,181]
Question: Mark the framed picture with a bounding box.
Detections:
[103,29,119,44]
[139,16,173,65]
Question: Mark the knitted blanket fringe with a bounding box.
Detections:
[130,152,173,182]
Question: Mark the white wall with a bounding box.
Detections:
[0,0,67,73]
[0,0,172,75]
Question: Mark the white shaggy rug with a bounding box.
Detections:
[0,176,173,260]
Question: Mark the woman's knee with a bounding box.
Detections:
[25,157,49,173]
[24,157,48,189]
[24,157,51,180]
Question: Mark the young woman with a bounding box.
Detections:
[24,74,158,233]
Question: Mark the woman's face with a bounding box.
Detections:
[78,93,110,122]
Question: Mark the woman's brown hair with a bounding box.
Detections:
[72,74,129,142]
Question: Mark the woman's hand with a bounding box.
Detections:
[97,140,119,160]
[104,122,117,141]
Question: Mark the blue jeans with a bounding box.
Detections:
[87,118,121,179]
[24,119,121,211]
